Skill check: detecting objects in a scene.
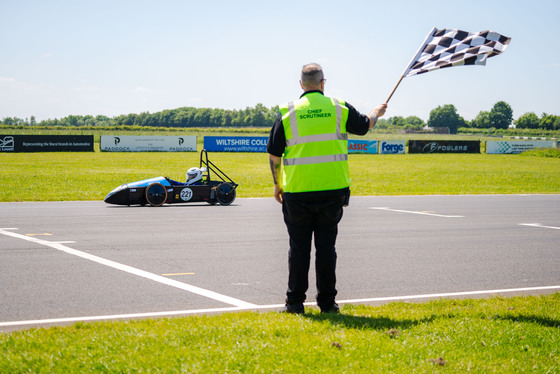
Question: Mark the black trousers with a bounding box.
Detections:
[282,195,345,309]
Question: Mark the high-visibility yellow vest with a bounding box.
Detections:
[280,92,350,193]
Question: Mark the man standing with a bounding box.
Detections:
[267,63,387,314]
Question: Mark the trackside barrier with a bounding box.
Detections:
[486,140,556,154]
[379,140,406,154]
[204,136,268,152]
[100,136,196,152]
[409,140,480,154]
[0,135,94,152]
[14,134,560,155]
[348,140,378,154]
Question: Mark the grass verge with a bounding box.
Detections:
[1,148,560,202]
[1,294,559,373]
[520,148,560,158]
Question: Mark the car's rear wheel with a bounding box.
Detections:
[145,183,167,207]
[216,182,236,206]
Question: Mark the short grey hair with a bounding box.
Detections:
[301,63,324,86]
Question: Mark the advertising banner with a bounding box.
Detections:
[0,135,93,152]
[486,140,556,154]
[409,140,480,154]
[203,136,268,152]
[379,140,406,154]
[348,139,378,154]
[100,136,196,152]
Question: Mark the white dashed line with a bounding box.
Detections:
[519,223,560,230]
[370,207,464,218]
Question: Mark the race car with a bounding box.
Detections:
[104,149,237,207]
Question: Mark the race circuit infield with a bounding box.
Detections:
[1,195,559,331]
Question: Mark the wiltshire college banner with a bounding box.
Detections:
[100,136,196,152]
[204,136,268,152]
[0,135,94,152]
[409,140,480,154]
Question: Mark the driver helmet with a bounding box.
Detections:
[186,167,202,185]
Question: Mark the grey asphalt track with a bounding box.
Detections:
[1,194,559,330]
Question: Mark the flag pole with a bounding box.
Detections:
[385,75,404,103]
[385,27,437,104]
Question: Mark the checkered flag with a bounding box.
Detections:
[404,28,511,77]
[386,27,511,102]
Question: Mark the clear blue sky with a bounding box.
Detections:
[1,0,558,122]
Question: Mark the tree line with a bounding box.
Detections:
[1,101,558,134]
[0,103,279,128]
[377,101,560,134]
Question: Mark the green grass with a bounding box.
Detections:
[1,147,559,202]
[2,128,558,201]
[520,147,560,158]
[2,131,559,371]
[1,294,559,373]
[350,152,560,195]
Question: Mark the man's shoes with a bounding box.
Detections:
[280,303,305,315]
[320,302,340,314]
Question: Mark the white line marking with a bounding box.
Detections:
[0,228,256,309]
[0,307,254,328]
[2,285,559,329]
[519,223,560,230]
[370,207,464,218]
[337,285,560,304]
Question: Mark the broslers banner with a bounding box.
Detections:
[204,136,268,152]
[348,140,378,154]
[0,135,93,152]
[409,140,480,154]
[100,136,196,152]
[486,140,556,154]
[379,140,406,154]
